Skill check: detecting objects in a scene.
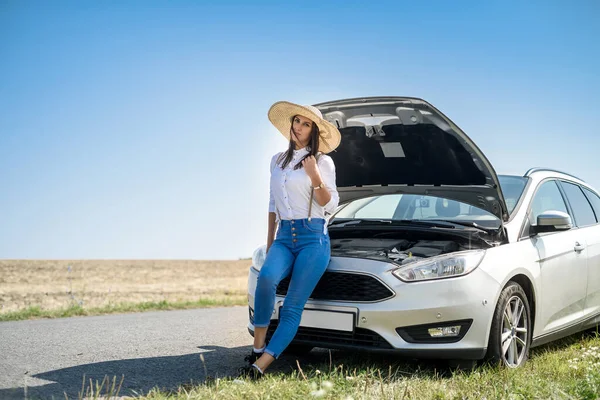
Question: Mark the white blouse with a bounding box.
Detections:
[268,147,339,221]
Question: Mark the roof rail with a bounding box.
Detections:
[524,168,584,182]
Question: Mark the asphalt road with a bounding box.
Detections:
[0,306,264,399]
[0,306,467,399]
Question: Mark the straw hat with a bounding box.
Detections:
[268,101,341,154]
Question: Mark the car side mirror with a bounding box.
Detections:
[531,210,573,234]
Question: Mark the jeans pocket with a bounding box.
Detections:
[303,219,325,233]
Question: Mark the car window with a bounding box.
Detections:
[582,188,600,221]
[529,180,569,222]
[561,182,597,227]
[498,175,528,215]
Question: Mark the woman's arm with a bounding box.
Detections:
[311,177,331,207]
[302,155,339,209]
[267,153,280,252]
[266,212,277,252]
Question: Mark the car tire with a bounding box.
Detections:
[486,281,532,368]
[282,343,314,356]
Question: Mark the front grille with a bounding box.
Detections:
[267,321,393,349]
[276,271,393,302]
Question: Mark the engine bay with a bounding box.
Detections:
[329,233,485,265]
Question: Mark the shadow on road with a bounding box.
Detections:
[0,343,432,399]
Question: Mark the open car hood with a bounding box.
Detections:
[315,97,509,221]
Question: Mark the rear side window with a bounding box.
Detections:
[582,188,600,222]
[561,182,597,227]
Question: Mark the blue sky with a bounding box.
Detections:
[1,0,599,259]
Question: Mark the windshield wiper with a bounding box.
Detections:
[329,219,451,229]
[419,219,498,234]
[328,219,392,228]
[329,218,498,234]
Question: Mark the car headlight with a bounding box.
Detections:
[392,250,485,282]
[252,245,267,271]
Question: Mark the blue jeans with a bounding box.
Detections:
[253,218,331,359]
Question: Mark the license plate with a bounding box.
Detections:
[279,308,355,332]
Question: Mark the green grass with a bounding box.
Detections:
[138,332,600,400]
[0,297,247,322]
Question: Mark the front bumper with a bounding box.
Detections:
[247,256,501,360]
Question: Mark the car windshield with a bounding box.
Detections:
[332,175,528,227]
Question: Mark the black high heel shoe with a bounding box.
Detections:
[244,351,263,365]
[237,363,264,380]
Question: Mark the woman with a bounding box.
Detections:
[241,101,341,379]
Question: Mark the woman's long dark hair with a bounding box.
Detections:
[277,115,320,170]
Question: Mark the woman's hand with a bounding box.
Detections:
[302,155,321,183]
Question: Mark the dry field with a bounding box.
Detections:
[0,259,250,314]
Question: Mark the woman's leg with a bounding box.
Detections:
[252,240,295,349]
[256,235,330,371]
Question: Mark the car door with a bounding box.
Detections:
[563,183,600,323]
[522,179,588,335]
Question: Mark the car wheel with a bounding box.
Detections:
[282,343,314,356]
[487,281,531,368]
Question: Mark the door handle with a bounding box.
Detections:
[574,242,585,252]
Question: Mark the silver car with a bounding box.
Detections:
[247,97,600,368]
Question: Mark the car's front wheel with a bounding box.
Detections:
[487,281,532,368]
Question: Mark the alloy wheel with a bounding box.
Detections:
[500,295,529,367]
